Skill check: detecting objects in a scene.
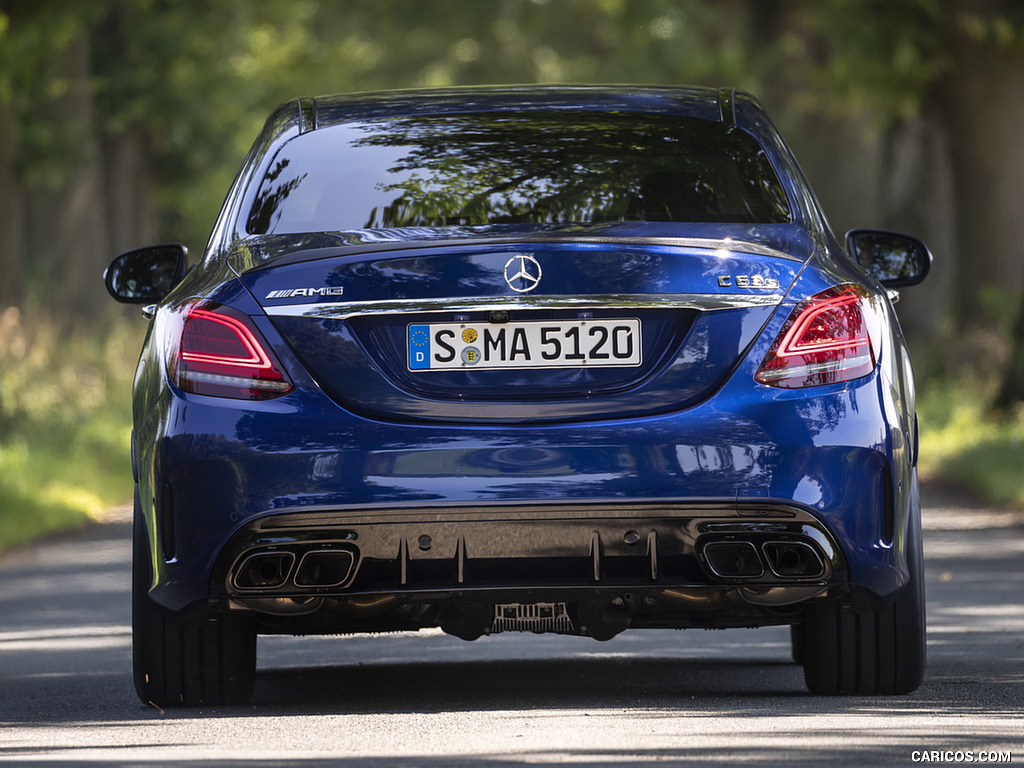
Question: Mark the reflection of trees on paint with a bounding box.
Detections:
[248,159,307,234]
[355,114,792,227]
[246,112,792,234]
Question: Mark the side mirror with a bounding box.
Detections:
[104,244,188,304]
[845,229,932,288]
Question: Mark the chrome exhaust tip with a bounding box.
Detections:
[762,541,825,578]
[702,541,764,578]
[294,550,356,588]
[233,551,295,590]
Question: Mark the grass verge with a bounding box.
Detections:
[0,307,145,551]
[917,375,1024,507]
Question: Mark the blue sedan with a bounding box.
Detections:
[106,86,931,706]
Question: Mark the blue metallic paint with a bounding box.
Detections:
[139,325,910,611]
[126,86,918,643]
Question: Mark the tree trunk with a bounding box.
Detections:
[102,129,158,256]
[937,26,1024,408]
[941,34,1024,331]
[0,104,25,308]
[789,109,955,352]
[875,106,956,350]
[24,34,110,324]
[994,299,1024,410]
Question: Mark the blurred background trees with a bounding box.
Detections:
[4,0,1024,364]
[3,1,1024,537]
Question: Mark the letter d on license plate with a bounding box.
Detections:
[408,319,641,371]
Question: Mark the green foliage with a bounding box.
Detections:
[779,0,1024,128]
[1,0,774,265]
[958,3,1024,52]
[918,374,1024,507]
[0,2,103,185]
[777,0,950,127]
[108,0,771,247]
[5,0,1024,250]
[0,308,142,551]
[88,0,322,247]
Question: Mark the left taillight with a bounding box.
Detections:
[755,284,882,389]
[167,303,294,400]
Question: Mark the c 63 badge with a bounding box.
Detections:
[718,275,780,289]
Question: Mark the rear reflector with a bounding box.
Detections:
[169,303,293,399]
[755,285,880,389]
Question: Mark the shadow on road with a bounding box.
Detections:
[0,485,1022,765]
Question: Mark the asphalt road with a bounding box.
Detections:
[1,486,1022,766]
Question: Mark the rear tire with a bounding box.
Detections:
[801,502,926,695]
[132,495,256,707]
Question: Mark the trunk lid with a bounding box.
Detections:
[237,225,813,423]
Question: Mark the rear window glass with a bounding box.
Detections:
[246,112,792,234]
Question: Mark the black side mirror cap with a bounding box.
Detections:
[104,244,188,304]
[845,229,932,288]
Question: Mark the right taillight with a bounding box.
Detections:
[755,285,881,389]
[166,302,293,400]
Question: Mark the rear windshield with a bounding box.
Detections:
[246,112,792,234]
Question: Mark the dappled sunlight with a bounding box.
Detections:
[923,507,1024,530]
[918,378,1024,508]
[3,680,1020,765]
[925,532,1024,561]
[0,625,130,653]
[939,604,1024,621]
[926,600,1024,652]
[0,308,140,551]
[39,485,106,521]
[1,564,127,602]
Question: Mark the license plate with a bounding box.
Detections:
[408,319,642,370]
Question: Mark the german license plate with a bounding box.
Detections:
[408,319,641,370]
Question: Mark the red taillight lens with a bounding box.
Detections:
[755,285,880,389]
[169,304,293,399]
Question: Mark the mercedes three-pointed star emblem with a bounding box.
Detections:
[503,254,543,293]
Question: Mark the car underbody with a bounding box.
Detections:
[209,501,864,641]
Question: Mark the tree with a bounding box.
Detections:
[0,0,760,323]
[0,3,99,310]
[3,0,1024,380]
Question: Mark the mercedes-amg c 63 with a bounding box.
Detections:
[105,86,931,706]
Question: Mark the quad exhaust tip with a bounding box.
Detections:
[703,541,763,578]
[234,551,295,589]
[702,539,825,580]
[294,550,356,588]
[763,541,825,578]
[231,547,356,592]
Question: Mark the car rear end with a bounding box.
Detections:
[127,87,924,702]
[153,230,905,617]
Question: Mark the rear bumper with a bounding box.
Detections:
[139,367,913,613]
[211,500,844,600]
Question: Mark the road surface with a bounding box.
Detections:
[1,486,1021,766]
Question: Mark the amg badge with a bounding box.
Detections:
[265,286,344,300]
